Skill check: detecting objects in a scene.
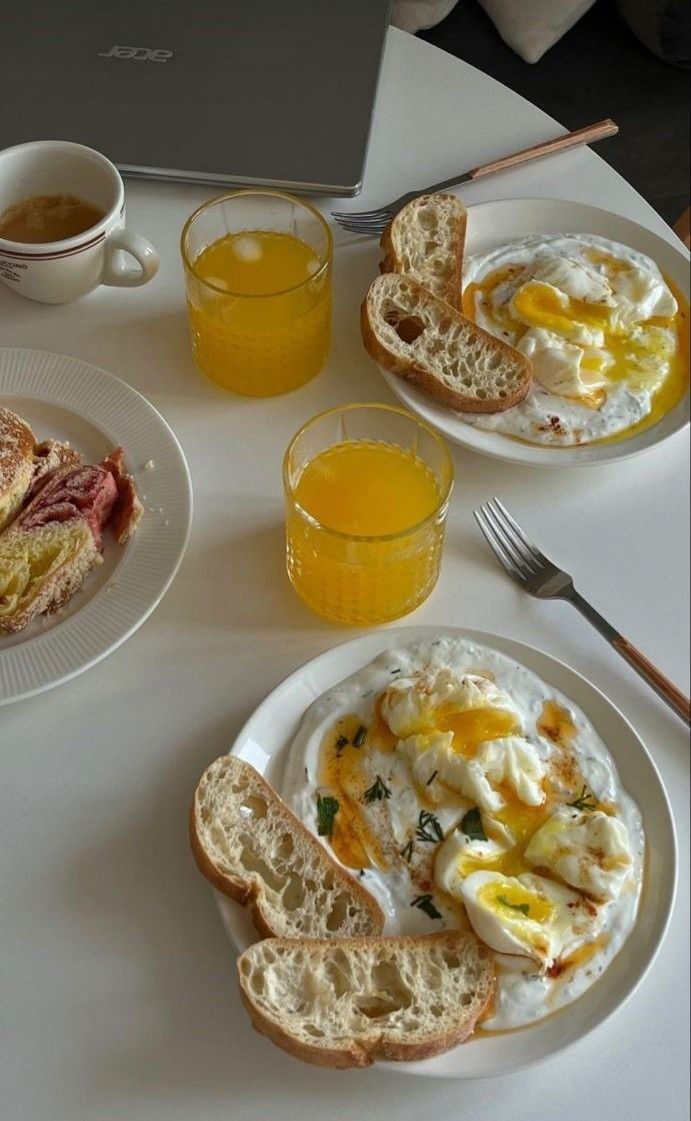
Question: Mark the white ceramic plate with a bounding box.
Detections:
[0,347,192,704]
[380,198,690,467]
[221,625,676,1079]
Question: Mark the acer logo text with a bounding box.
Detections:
[98,46,173,62]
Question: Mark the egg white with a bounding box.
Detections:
[281,636,645,1030]
[525,805,634,901]
[460,233,683,446]
[460,870,598,968]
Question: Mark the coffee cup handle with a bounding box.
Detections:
[101,228,159,287]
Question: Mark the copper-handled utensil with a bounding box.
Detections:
[333,119,619,234]
[474,497,691,726]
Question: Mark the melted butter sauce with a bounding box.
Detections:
[319,704,521,870]
[318,714,388,871]
[537,699,577,749]
[547,932,611,979]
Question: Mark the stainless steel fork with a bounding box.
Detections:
[474,498,690,725]
[331,119,619,235]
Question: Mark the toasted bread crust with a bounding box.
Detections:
[361,273,532,414]
[190,756,385,940]
[379,192,467,308]
[237,932,496,1068]
[188,802,281,941]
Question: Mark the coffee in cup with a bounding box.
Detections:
[0,140,159,304]
[0,194,106,244]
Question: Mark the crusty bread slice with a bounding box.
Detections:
[190,756,385,940]
[0,406,36,532]
[380,193,467,307]
[237,931,495,1068]
[362,272,532,413]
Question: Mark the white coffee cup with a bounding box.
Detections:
[0,140,159,303]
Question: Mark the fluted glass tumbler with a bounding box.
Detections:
[283,403,454,625]
[181,190,332,396]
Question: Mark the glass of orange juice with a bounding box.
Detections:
[180,190,332,396]
[283,403,454,625]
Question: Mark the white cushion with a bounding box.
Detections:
[391,0,460,34]
[478,0,597,63]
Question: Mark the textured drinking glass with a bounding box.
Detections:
[283,403,454,625]
[180,190,332,396]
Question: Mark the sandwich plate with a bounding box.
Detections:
[379,197,690,467]
[0,347,192,704]
[221,625,676,1079]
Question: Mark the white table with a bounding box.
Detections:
[1,27,688,1121]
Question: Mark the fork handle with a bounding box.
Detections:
[467,119,619,180]
[425,120,619,194]
[570,591,691,725]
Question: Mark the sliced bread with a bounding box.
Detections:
[237,931,495,1068]
[0,406,36,532]
[0,463,117,634]
[380,192,467,307]
[361,272,532,413]
[190,755,385,940]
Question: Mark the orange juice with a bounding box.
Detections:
[181,192,332,397]
[294,441,441,535]
[286,437,451,625]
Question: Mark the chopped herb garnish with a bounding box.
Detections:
[353,724,368,748]
[400,839,414,862]
[411,894,442,920]
[460,806,487,842]
[425,770,438,786]
[391,668,402,675]
[363,775,391,803]
[498,894,530,916]
[316,794,339,838]
[335,734,349,749]
[567,785,597,812]
[416,809,444,844]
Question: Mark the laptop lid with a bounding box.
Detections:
[0,0,390,196]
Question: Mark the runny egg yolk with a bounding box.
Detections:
[511,282,611,334]
[462,264,690,428]
[479,879,554,925]
[435,705,519,756]
[457,800,554,880]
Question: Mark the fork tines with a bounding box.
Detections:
[331,208,393,235]
[473,498,549,579]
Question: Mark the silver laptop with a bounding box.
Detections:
[1,0,390,196]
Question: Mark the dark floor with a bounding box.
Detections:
[419,0,690,227]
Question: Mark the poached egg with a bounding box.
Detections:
[461,233,689,446]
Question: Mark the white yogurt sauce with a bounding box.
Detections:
[281,636,645,1032]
